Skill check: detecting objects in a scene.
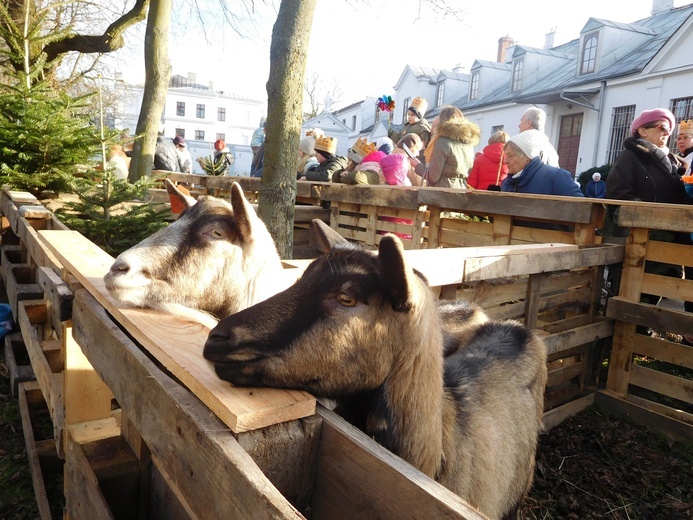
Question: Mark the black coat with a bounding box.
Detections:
[606,137,689,204]
[154,136,182,172]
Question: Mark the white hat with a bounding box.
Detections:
[592,172,601,181]
[509,130,545,159]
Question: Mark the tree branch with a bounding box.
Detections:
[43,0,150,62]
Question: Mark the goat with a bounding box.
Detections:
[203,232,547,520]
[104,180,286,328]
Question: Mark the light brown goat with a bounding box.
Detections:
[104,180,287,328]
[204,230,548,519]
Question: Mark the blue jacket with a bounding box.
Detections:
[501,157,584,197]
[585,179,606,198]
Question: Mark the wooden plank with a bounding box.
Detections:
[38,229,315,434]
[625,393,693,427]
[18,301,64,452]
[65,436,116,520]
[525,274,542,329]
[63,321,114,426]
[629,364,693,405]
[70,289,302,519]
[606,296,693,338]
[541,392,595,431]
[642,273,693,302]
[542,319,614,356]
[68,415,122,445]
[416,190,597,224]
[311,406,487,520]
[4,332,35,397]
[547,360,584,387]
[615,203,693,233]
[595,389,693,443]
[631,333,693,369]
[605,321,636,397]
[646,240,693,267]
[18,381,53,520]
[320,183,421,209]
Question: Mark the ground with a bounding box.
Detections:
[1,348,692,518]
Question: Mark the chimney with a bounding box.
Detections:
[651,0,674,14]
[187,72,197,84]
[497,36,515,63]
[544,28,556,50]
[208,81,214,92]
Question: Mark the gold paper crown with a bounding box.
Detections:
[679,120,693,134]
[352,137,376,158]
[315,135,337,155]
[409,96,428,117]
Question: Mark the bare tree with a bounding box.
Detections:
[303,71,343,119]
[258,0,316,259]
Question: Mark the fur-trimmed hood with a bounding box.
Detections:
[435,120,481,146]
[622,137,686,174]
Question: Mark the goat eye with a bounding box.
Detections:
[336,293,357,307]
[210,228,224,239]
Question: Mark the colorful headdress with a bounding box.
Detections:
[315,135,337,155]
[377,95,396,112]
[679,120,693,134]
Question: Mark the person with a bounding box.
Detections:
[468,130,509,190]
[518,107,560,167]
[376,136,394,155]
[334,137,377,184]
[301,135,348,182]
[106,145,129,180]
[500,132,584,197]
[379,153,414,239]
[250,139,265,178]
[390,97,432,163]
[296,128,322,179]
[154,130,182,172]
[605,107,693,337]
[585,172,606,198]
[199,139,234,176]
[676,119,693,176]
[407,105,480,189]
[393,133,422,159]
[173,136,193,174]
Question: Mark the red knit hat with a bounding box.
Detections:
[214,139,226,151]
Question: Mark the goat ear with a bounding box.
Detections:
[165,179,197,210]
[309,219,348,253]
[230,182,259,239]
[378,235,415,312]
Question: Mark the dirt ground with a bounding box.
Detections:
[1,350,692,519]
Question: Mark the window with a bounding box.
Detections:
[669,97,693,143]
[436,82,445,107]
[176,102,185,116]
[195,130,205,140]
[402,97,411,124]
[352,115,357,131]
[216,133,225,142]
[491,125,504,134]
[470,73,479,101]
[606,105,635,165]
[217,107,226,121]
[175,128,185,138]
[511,60,524,92]
[196,104,205,118]
[581,35,598,75]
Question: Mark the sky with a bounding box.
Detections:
[114,0,681,111]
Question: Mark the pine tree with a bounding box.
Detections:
[55,170,170,257]
[0,2,99,197]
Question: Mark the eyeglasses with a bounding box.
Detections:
[677,134,693,140]
[645,123,671,133]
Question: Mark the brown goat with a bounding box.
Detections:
[104,180,286,328]
[204,230,548,519]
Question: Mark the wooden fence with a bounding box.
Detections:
[2,176,692,519]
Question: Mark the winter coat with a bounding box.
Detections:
[585,179,606,198]
[501,157,584,197]
[606,137,689,203]
[392,119,432,161]
[468,143,508,189]
[154,136,182,172]
[414,119,480,188]
[305,154,348,182]
[679,145,693,176]
[297,155,319,179]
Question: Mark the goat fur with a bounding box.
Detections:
[204,230,548,519]
[104,180,286,328]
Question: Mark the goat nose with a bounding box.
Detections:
[203,330,233,361]
[109,258,130,275]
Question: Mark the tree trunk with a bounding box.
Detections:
[258,0,316,259]
[129,0,172,181]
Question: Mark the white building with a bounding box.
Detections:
[112,73,265,175]
[332,0,693,177]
